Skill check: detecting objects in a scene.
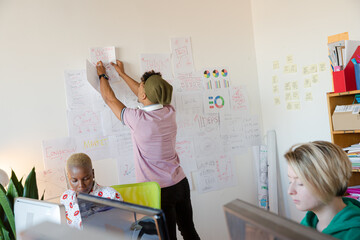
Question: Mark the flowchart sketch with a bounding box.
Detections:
[140,53,173,80]
[170,37,195,74]
[64,70,93,110]
[203,89,231,114]
[67,109,103,137]
[89,46,120,83]
[230,86,249,111]
[41,137,77,199]
[176,136,197,172]
[76,135,111,161]
[176,72,203,92]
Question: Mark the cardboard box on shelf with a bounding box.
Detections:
[332,104,360,131]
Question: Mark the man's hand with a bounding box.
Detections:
[111,60,125,76]
[96,61,106,76]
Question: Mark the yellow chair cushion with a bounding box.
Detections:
[111,182,161,209]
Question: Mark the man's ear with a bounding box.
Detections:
[141,92,147,101]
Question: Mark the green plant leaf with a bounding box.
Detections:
[0,185,15,238]
[5,180,18,212]
[9,170,23,197]
[23,167,38,199]
[0,219,11,240]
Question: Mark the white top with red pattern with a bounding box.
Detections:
[60,182,123,229]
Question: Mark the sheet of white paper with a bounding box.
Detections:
[67,109,103,137]
[194,154,237,194]
[170,37,195,74]
[193,113,220,135]
[64,70,93,110]
[76,135,111,161]
[101,108,128,136]
[41,137,77,199]
[140,53,173,80]
[175,72,203,92]
[176,136,198,172]
[193,133,221,159]
[90,46,116,65]
[203,89,231,114]
[86,60,100,92]
[109,132,136,184]
[175,91,203,114]
[202,67,231,90]
[230,86,249,111]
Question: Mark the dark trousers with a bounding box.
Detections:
[161,177,201,240]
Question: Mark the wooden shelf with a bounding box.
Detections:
[327,91,360,187]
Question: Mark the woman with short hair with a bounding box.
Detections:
[285,141,360,239]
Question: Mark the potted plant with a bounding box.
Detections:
[0,167,44,240]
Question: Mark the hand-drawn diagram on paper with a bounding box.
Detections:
[41,138,77,199]
[110,131,136,184]
[176,72,202,92]
[170,37,195,74]
[202,67,230,90]
[175,91,203,114]
[230,86,249,111]
[140,54,173,80]
[64,70,94,110]
[67,109,102,137]
[194,154,237,193]
[89,46,119,83]
[176,136,197,172]
[193,113,220,134]
[203,89,231,114]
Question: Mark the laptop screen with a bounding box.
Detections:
[77,193,169,240]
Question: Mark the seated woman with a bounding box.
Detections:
[60,153,123,229]
[284,141,360,239]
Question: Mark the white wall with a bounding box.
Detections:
[251,0,360,221]
[0,0,261,239]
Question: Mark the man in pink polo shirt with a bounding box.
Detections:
[96,60,200,240]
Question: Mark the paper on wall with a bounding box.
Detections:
[203,89,231,114]
[67,109,103,137]
[64,70,94,110]
[76,135,112,161]
[41,137,77,199]
[230,86,249,112]
[90,46,120,83]
[175,91,203,114]
[176,136,197,172]
[140,53,173,80]
[175,72,203,92]
[193,154,237,194]
[109,132,136,184]
[170,37,195,74]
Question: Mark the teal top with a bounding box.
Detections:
[301,197,360,239]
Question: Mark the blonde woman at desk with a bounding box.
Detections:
[60,153,123,229]
[285,141,360,239]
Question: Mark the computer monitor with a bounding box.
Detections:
[77,193,169,240]
[223,199,336,240]
[14,197,66,240]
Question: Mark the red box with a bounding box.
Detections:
[332,46,360,93]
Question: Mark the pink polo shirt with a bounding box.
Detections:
[122,104,185,188]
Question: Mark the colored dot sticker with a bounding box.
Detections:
[213,70,219,78]
[221,69,228,77]
[204,70,210,78]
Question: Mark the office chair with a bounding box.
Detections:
[111,181,161,209]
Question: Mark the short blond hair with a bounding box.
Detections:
[66,153,92,172]
[284,141,352,203]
